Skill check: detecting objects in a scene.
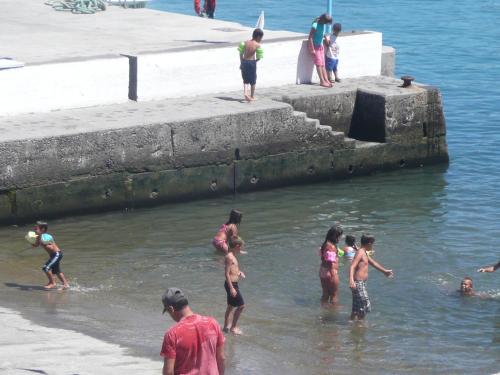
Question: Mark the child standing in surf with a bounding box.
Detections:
[318,225,343,304]
[212,209,244,254]
[349,235,393,320]
[238,29,264,101]
[33,221,70,290]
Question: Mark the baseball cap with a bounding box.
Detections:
[162,287,188,313]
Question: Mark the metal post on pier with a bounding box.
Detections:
[326,0,333,34]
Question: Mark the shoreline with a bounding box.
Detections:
[0,306,162,374]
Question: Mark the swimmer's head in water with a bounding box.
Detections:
[35,221,48,235]
[227,209,243,225]
[460,277,474,295]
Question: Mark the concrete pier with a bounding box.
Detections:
[0,76,448,224]
[0,2,448,224]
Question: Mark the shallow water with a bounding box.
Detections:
[1,0,500,373]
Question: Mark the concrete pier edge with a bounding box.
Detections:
[0,77,448,225]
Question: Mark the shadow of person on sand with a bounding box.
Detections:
[4,282,54,291]
[215,96,247,103]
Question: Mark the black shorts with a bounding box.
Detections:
[224,281,245,307]
[42,252,63,274]
[240,59,257,85]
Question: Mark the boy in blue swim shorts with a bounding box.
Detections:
[325,23,342,83]
[238,28,264,101]
[33,221,70,290]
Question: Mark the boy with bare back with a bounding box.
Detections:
[349,235,393,320]
[33,221,70,290]
[238,28,264,101]
[223,245,246,334]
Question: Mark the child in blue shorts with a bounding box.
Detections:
[325,23,342,83]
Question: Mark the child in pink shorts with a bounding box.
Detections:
[308,13,333,87]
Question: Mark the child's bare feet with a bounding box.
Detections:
[244,94,252,102]
[250,96,257,101]
[222,327,230,333]
[230,327,243,335]
[44,283,56,290]
[59,284,70,290]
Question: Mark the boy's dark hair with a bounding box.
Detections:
[345,235,356,246]
[361,234,375,246]
[463,276,473,284]
[36,221,48,232]
[333,23,342,32]
[253,28,264,40]
[227,209,243,225]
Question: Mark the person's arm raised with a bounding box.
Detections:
[368,256,393,278]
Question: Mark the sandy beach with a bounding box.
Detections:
[0,307,162,375]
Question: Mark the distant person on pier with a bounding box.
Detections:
[32,221,70,290]
[349,235,393,320]
[308,13,333,87]
[213,209,244,254]
[194,0,216,18]
[325,22,342,83]
[161,288,225,374]
[238,28,264,101]
[478,260,500,273]
[318,225,343,304]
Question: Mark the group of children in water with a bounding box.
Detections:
[28,209,496,335]
[211,209,393,334]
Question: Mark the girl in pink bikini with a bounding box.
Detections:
[318,225,343,304]
[213,209,243,254]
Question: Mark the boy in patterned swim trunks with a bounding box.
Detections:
[349,235,393,320]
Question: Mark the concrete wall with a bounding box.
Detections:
[0,32,383,116]
[0,78,448,224]
[0,57,129,116]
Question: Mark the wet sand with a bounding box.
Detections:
[0,307,162,374]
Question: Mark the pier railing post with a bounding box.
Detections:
[122,54,138,101]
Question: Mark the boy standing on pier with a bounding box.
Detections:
[33,221,69,290]
[223,244,246,334]
[349,235,393,320]
[238,28,264,102]
[325,23,342,83]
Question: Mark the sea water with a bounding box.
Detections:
[1,0,499,373]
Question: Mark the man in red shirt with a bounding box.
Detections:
[161,288,225,375]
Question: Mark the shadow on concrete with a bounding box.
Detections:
[4,282,52,291]
[17,369,49,375]
[175,39,228,44]
[215,96,246,103]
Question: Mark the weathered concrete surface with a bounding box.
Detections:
[0,77,448,224]
[381,46,396,77]
[0,1,300,65]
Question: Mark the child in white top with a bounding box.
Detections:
[324,23,342,83]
